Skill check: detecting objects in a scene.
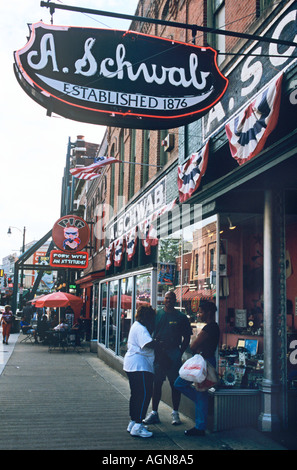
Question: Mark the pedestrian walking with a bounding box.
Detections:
[143,290,192,426]
[123,305,156,438]
[174,301,220,436]
[1,305,14,345]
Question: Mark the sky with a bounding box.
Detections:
[0,0,139,264]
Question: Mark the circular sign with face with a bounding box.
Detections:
[52,215,90,253]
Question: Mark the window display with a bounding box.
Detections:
[119,277,133,357]
[218,214,264,389]
[99,270,153,358]
[108,280,119,352]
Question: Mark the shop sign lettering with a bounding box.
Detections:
[14,23,228,130]
[203,2,297,139]
[49,250,89,269]
[107,178,166,241]
[52,215,90,253]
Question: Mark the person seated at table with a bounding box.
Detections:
[54,319,69,331]
[37,314,49,342]
[20,316,38,343]
[70,318,84,346]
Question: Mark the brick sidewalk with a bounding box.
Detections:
[0,332,289,451]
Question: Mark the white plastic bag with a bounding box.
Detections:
[179,354,207,383]
[195,361,219,392]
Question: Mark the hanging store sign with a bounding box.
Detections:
[14,23,228,130]
[52,215,90,253]
[49,250,89,268]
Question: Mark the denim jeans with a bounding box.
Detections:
[174,356,216,430]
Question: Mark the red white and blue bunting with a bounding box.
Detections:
[126,226,138,261]
[177,141,210,203]
[225,73,283,165]
[106,242,114,271]
[105,198,177,268]
[113,237,125,267]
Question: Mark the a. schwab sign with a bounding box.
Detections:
[107,177,166,241]
[14,23,228,130]
[203,1,297,139]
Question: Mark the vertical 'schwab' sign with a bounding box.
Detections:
[14,23,228,129]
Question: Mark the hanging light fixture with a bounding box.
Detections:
[228,217,236,230]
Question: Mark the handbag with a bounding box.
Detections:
[194,361,219,392]
[178,354,207,383]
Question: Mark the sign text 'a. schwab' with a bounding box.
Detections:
[14,23,228,129]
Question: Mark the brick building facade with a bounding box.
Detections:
[71,0,297,432]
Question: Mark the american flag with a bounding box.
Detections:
[225,74,283,165]
[70,156,120,180]
[177,141,209,203]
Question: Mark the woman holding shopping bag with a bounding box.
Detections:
[123,304,157,438]
[174,301,220,436]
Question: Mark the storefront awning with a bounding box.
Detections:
[173,286,189,303]
[183,288,215,301]
[75,271,105,288]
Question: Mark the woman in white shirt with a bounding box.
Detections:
[123,305,156,438]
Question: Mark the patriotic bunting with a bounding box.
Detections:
[114,237,125,267]
[70,156,120,180]
[105,198,177,267]
[126,227,138,261]
[225,74,283,165]
[177,141,210,203]
[141,217,158,256]
[106,242,114,270]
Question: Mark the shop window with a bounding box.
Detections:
[119,277,134,357]
[285,195,297,401]
[118,131,124,211]
[98,270,153,357]
[157,216,217,321]
[129,129,136,200]
[208,0,225,65]
[218,214,264,390]
[99,282,108,345]
[92,283,99,341]
[159,129,168,167]
[141,130,150,186]
[136,272,151,307]
[108,280,119,352]
[110,144,115,210]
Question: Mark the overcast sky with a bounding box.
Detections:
[0,0,138,264]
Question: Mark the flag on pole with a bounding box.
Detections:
[225,74,283,165]
[70,156,120,180]
[177,141,210,203]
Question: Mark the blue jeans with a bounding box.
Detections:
[174,357,216,430]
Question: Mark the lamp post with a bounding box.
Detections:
[7,226,26,310]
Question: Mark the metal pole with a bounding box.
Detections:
[40,1,297,49]
[258,189,281,432]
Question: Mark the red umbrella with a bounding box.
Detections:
[31,291,83,316]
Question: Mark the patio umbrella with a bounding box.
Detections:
[31,291,83,316]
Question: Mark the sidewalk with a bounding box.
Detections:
[0,331,293,451]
